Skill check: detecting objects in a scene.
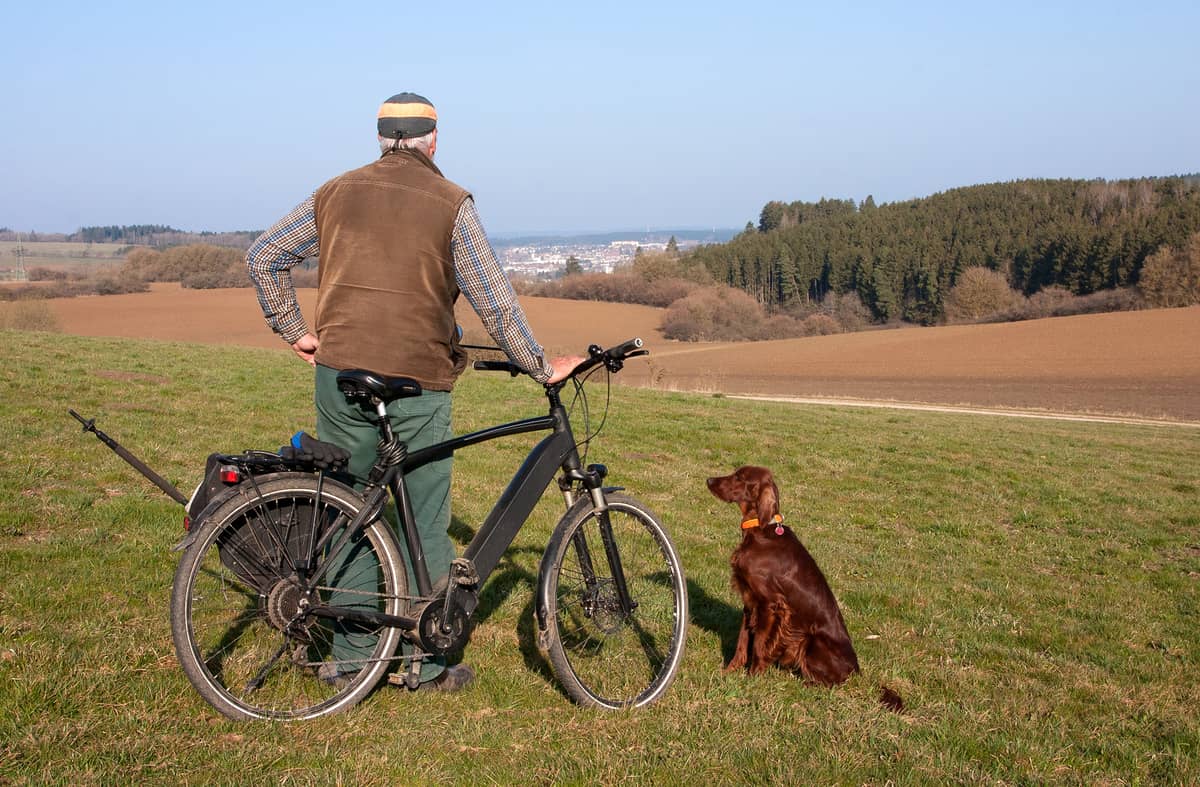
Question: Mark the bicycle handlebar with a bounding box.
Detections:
[471,337,647,383]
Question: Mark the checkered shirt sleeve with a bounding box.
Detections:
[453,198,554,383]
[245,195,319,344]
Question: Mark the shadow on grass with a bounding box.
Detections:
[447,515,560,693]
[447,515,476,545]
[684,578,743,665]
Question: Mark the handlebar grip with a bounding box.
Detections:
[606,337,644,359]
[473,359,521,376]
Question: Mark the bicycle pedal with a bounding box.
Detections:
[450,558,479,587]
[388,664,423,690]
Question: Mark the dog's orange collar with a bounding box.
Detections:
[741,514,784,533]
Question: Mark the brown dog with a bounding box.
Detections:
[707,466,903,710]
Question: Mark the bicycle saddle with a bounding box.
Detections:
[336,369,424,403]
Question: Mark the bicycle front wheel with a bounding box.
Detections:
[170,474,407,721]
[538,493,687,709]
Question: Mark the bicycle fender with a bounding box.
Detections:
[170,471,303,552]
[172,486,242,552]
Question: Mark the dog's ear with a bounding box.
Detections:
[756,477,780,525]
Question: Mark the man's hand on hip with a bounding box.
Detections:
[291,333,320,366]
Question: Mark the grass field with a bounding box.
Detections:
[0,241,127,276]
[1,330,1198,783]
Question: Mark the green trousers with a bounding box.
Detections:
[314,364,454,682]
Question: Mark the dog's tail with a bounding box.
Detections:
[878,686,904,713]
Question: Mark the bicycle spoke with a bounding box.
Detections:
[173,476,406,720]
[543,496,687,708]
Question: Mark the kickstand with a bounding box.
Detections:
[404,657,422,690]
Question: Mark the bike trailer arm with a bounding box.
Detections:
[68,409,188,505]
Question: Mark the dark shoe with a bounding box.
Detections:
[419,663,475,693]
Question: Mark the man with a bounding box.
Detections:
[246,92,580,692]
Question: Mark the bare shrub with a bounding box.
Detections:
[121,244,247,287]
[827,291,872,331]
[1140,234,1200,307]
[0,284,48,301]
[784,291,872,333]
[661,286,767,341]
[642,277,700,306]
[291,268,319,288]
[0,301,61,331]
[92,273,150,295]
[759,313,803,340]
[181,267,250,289]
[1069,287,1143,314]
[632,252,686,282]
[0,282,90,300]
[1023,285,1075,318]
[800,313,842,336]
[990,286,1142,323]
[510,276,540,296]
[532,271,698,307]
[944,267,1025,323]
[26,267,70,282]
[122,247,166,280]
[782,298,821,321]
[632,250,712,284]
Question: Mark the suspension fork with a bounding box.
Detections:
[561,467,636,617]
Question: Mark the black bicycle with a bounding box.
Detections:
[168,338,688,720]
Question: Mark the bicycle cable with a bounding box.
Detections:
[566,365,614,466]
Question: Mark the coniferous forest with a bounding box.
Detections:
[688,176,1200,324]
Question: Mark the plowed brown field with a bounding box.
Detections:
[46,283,1200,421]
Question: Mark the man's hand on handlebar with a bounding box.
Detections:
[473,339,645,382]
[547,355,587,384]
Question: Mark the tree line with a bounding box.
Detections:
[68,225,261,248]
[687,176,1200,324]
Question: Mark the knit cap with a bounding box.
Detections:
[377,93,437,139]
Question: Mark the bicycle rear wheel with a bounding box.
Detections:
[538,493,687,709]
[170,474,407,720]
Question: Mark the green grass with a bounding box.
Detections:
[1,329,1198,783]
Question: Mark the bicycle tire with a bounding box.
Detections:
[170,473,407,720]
[537,493,688,709]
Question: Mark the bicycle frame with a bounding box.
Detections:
[304,380,625,653]
[398,404,574,595]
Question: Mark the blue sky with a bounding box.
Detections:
[2,1,1197,235]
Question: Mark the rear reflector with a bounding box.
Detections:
[220,466,242,484]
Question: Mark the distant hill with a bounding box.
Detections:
[71,225,261,249]
[1,226,738,253]
[0,226,261,249]
[690,175,1200,324]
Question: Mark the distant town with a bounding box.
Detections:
[491,229,736,278]
[498,239,676,277]
[0,227,739,282]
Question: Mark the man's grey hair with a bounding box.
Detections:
[379,131,435,155]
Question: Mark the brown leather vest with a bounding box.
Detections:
[312,149,470,390]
